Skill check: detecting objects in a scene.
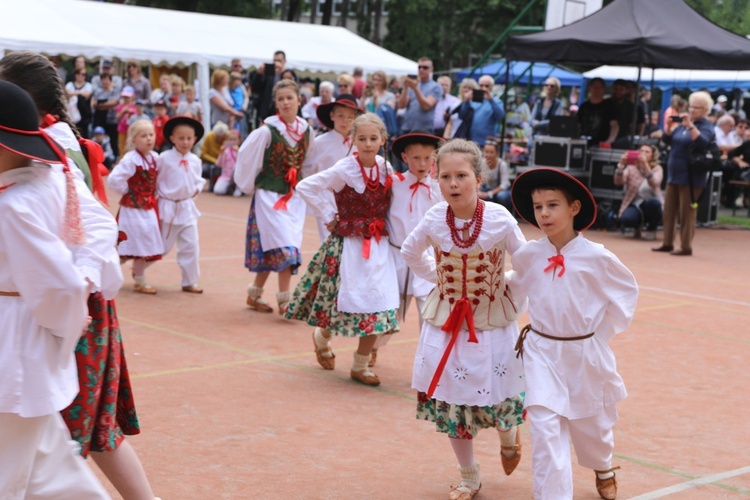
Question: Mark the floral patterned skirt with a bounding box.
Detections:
[285,234,398,337]
[416,391,525,439]
[60,293,140,457]
[245,196,300,274]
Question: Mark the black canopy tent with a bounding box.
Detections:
[503,0,750,142]
[506,0,750,70]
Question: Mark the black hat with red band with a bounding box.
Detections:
[316,94,363,131]
[0,80,66,164]
[391,131,444,159]
[511,167,597,232]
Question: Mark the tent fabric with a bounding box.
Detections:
[0,0,417,75]
[455,60,584,88]
[506,0,750,70]
[583,66,750,92]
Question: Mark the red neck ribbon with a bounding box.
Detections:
[544,254,565,277]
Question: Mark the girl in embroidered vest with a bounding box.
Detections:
[0,52,156,499]
[108,120,163,294]
[401,139,526,499]
[286,113,399,387]
[235,79,316,315]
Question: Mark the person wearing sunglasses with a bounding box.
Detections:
[531,77,564,136]
[123,59,152,102]
[397,57,442,136]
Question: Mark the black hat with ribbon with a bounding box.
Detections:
[391,131,444,159]
[0,80,66,164]
[511,167,597,231]
[316,94,363,130]
[163,116,205,144]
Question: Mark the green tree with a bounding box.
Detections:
[685,0,750,37]
[119,0,271,18]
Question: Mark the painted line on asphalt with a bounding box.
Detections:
[639,285,750,308]
[629,465,750,498]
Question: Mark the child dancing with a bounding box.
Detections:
[108,120,163,294]
[509,168,638,500]
[286,113,399,386]
[235,79,316,314]
[401,139,526,499]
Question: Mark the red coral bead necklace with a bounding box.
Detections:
[446,200,484,249]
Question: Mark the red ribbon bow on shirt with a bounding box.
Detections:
[0,183,17,194]
[361,219,385,260]
[544,254,565,277]
[179,159,189,172]
[273,167,299,211]
[408,181,431,212]
[344,136,352,148]
[426,297,479,398]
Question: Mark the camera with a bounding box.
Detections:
[472,89,485,103]
[625,150,640,165]
[670,115,683,123]
[407,74,418,80]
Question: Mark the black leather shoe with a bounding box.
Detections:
[651,245,674,252]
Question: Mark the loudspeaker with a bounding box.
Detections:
[697,171,722,225]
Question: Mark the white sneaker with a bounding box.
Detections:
[233,188,243,197]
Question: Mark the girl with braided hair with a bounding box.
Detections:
[0,51,157,500]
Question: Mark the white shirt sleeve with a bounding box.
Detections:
[2,204,88,349]
[295,161,347,224]
[594,252,639,342]
[107,154,136,195]
[400,216,437,284]
[234,126,271,194]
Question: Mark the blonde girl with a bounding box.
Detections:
[107,119,164,293]
[401,139,526,498]
[235,79,317,314]
[286,113,399,387]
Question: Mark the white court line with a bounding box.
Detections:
[640,285,750,308]
[629,465,750,499]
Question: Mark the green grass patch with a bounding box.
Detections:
[718,215,750,227]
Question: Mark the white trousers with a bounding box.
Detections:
[162,221,200,286]
[527,405,618,500]
[0,413,109,499]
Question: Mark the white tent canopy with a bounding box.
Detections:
[583,65,750,91]
[0,0,417,129]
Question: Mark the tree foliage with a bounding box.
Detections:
[684,0,750,37]
[383,0,546,70]
[119,0,271,18]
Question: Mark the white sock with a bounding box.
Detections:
[247,285,264,300]
[597,470,615,480]
[313,328,333,357]
[276,290,291,305]
[498,426,518,457]
[449,437,474,467]
[134,275,146,286]
[352,352,370,372]
[457,463,481,490]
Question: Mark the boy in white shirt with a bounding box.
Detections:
[372,132,443,366]
[157,116,207,293]
[508,168,638,500]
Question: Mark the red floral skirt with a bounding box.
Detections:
[60,293,140,457]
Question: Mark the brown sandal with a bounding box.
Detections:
[350,369,380,386]
[448,483,481,500]
[182,285,203,294]
[246,295,273,313]
[312,330,335,370]
[368,348,378,368]
[500,429,522,475]
[134,284,157,295]
[595,466,620,500]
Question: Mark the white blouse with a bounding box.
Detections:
[157,148,206,226]
[507,235,639,418]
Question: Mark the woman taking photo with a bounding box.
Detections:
[653,91,715,256]
[614,144,664,241]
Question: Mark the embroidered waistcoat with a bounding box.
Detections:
[255,125,310,194]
